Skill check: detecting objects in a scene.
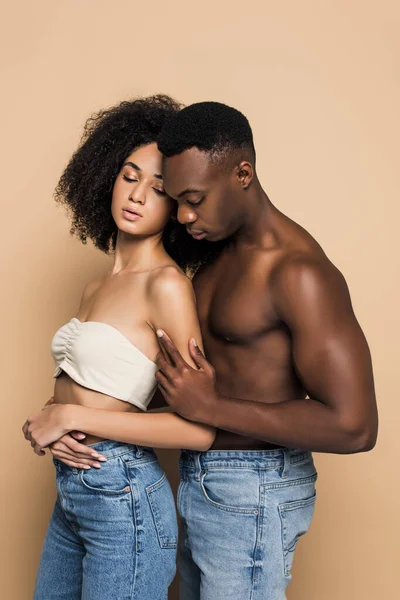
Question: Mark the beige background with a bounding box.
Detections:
[1,1,399,598]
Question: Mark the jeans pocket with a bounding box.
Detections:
[200,468,260,514]
[79,460,131,495]
[279,492,316,577]
[146,473,178,549]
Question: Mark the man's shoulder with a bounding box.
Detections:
[271,247,348,304]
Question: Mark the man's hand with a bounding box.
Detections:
[155,330,219,423]
[49,433,107,469]
[22,404,74,455]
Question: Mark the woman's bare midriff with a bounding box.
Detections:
[54,372,142,445]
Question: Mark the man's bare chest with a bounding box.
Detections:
[194,255,279,343]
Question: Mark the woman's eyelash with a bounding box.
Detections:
[122,175,165,196]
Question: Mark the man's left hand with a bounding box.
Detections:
[155,330,219,423]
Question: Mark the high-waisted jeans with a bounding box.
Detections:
[34,441,177,600]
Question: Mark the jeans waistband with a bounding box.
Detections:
[86,440,156,459]
[180,448,311,469]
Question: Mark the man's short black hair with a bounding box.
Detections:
[157,101,255,166]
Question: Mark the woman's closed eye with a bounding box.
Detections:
[153,188,167,196]
[122,174,138,183]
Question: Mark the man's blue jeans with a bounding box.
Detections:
[178,448,317,600]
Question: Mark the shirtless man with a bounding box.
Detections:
[152,101,378,599]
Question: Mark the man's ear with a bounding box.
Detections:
[235,161,254,189]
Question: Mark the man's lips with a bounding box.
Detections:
[122,208,142,221]
[188,229,207,240]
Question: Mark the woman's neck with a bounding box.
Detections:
[112,231,171,274]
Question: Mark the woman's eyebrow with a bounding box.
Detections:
[123,161,162,180]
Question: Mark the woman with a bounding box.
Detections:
[23,95,216,600]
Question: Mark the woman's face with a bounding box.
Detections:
[111,143,174,237]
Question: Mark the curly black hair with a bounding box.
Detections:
[54,94,218,274]
[157,101,255,167]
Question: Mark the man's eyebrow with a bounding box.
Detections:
[123,162,163,180]
[177,188,201,198]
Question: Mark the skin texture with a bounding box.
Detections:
[23,143,215,465]
[153,147,378,453]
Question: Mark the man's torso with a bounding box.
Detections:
[193,211,327,449]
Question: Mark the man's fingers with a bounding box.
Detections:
[189,339,209,370]
[155,370,173,395]
[155,352,176,382]
[157,330,187,368]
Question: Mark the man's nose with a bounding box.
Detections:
[177,205,197,224]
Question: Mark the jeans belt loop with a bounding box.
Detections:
[194,453,202,481]
[281,448,290,479]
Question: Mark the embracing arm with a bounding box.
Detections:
[55,404,214,451]
[156,258,378,454]
[24,271,215,453]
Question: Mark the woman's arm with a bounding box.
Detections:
[24,270,216,454]
[49,403,215,451]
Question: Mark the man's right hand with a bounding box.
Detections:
[49,433,107,469]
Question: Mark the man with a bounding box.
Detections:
[152,101,378,599]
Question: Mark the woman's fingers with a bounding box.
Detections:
[54,435,106,461]
[50,449,101,468]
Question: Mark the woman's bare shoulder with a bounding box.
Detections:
[78,276,105,313]
[147,264,194,300]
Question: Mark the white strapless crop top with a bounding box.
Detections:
[51,318,158,410]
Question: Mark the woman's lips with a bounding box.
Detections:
[122,209,142,221]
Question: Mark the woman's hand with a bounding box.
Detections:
[49,433,107,469]
[22,404,75,455]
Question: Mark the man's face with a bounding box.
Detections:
[162,147,244,242]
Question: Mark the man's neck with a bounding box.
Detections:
[233,182,280,250]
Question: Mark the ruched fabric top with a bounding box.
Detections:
[51,318,158,411]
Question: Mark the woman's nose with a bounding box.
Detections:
[129,185,146,204]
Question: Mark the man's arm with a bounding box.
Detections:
[156,258,378,454]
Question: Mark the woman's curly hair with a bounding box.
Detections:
[54,94,222,274]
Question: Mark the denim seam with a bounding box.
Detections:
[125,457,158,467]
[128,480,141,597]
[250,475,263,595]
[145,474,178,549]
[261,473,317,491]
[278,491,317,578]
[278,491,317,512]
